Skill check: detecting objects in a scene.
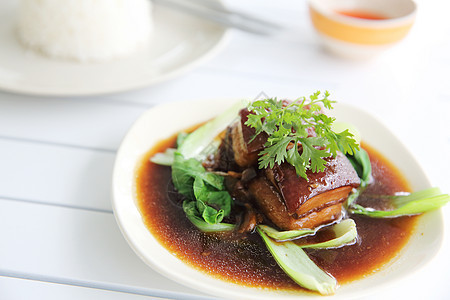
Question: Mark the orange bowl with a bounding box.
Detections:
[308,0,417,58]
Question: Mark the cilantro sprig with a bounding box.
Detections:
[245,91,359,179]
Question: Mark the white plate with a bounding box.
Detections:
[112,99,444,299]
[0,0,228,96]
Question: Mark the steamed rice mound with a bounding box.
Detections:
[17,0,153,62]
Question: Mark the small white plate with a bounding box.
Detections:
[0,0,228,96]
[112,99,443,299]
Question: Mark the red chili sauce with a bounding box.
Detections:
[136,134,417,292]
[337,10,388,20]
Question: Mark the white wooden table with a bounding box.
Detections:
[1,1,449,299]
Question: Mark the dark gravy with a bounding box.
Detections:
[136,135,417,292]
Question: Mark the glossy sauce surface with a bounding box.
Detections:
[136,136,417,291]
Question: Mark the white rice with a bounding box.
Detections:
[17,0,153,62]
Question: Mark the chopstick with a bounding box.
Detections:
[153,0,283,35]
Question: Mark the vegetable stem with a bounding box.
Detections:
[257,227,337,295]
[349,188,450,218]
[178,100,247,160]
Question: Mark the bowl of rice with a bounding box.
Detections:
[17,0,153,62]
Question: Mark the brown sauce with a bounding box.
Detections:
[136,135,417,292]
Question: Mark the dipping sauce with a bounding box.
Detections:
[136,134,417,292]
[337,10,388,20]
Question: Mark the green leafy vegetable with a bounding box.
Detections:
[258,219,357,249]
[178,100,247,160]
[349,187,450,218]
[165,102,249,230]
[183,201,235,232]
[171,153,232,225]
[193,176,232,224]
[149,132,190,167]
[150,148,176,166]
[245,91,359,179]
[176,132,189,147]
[344,147,372,207]
[300,219,357,249]
[256,220,356,295]
[346,147,372,187]
[257,224,317,241]
[171,153,224,198]
[257,227,337,295]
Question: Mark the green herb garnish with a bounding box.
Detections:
[245,91,359,179]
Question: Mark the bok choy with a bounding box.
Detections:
[349,187,450,218]
[255,219,356,295]
[257,227,337,295]
[151,101,246,231]
[258,219,357,248]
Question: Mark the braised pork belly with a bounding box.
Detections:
[211,108,360,231]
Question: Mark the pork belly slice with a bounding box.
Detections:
[248,176,343,230]
[230,109,268,168]
[230,108,319,169]
[268,151,360,217]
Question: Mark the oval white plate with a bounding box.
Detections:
[0,0,228,96]
[112,99,443,299]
